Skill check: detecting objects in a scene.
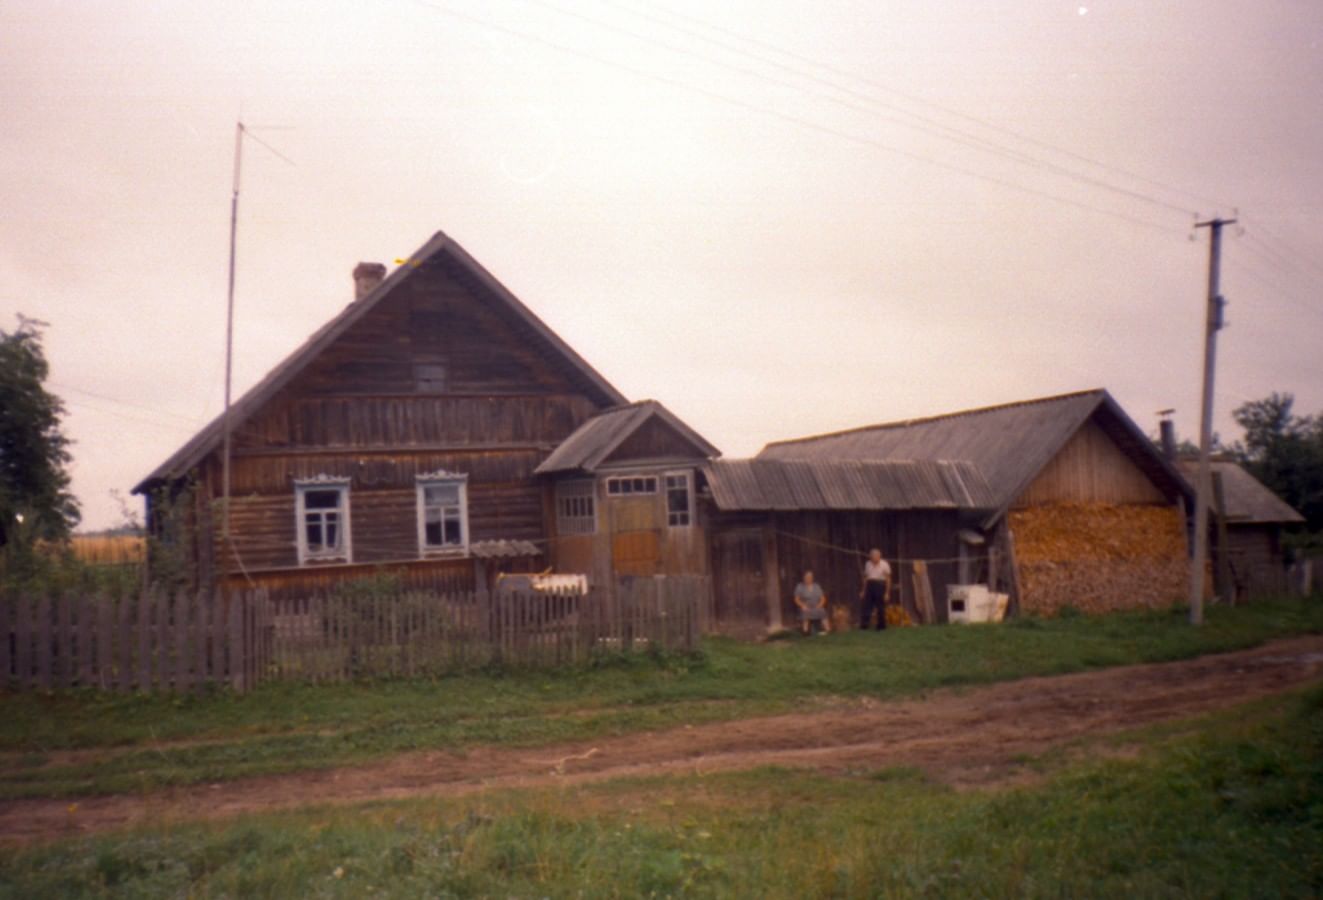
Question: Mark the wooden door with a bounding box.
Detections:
[710,529,769,636]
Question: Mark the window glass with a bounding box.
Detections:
[665,473,691,527]
[419,478,467,552]
[297,483,349,562]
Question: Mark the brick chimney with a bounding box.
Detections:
[352,262,386,301]
[1159,418,1177,461]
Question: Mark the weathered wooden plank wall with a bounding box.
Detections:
[1015,420,1166,507]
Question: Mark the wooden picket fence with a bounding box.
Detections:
[0,575,710,693]
[0,589,266,693]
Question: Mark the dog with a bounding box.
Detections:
[830,603,852,633]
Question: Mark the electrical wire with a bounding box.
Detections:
[406,0,1189,237]
[51,382,202,425]
[601,0,1234,214]
[528,0,1199,218]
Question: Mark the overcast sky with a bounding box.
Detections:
[3,0,1321,531]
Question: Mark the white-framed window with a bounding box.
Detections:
[295,477,352,564]
[556,480,596,535]
[665,471,693,527]
[605,475,658,496]
[417,471,469,555]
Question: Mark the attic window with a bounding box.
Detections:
[606,475,657,496]
[414,361,447,393]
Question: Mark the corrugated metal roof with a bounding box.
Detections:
[134,232,628,492]
[1176,460,1305,525]
[759,389,1191,523]
[535,399,720,475]
[703,459,996,512]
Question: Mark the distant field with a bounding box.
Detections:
[65,535,145,566]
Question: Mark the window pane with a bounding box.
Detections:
[305,520,322,549]
[424,484,460,505]
[425,520,442,545]
[443,517,462,545]
[305,489,341,510]
[325,519,339,548]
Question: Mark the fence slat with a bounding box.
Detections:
[35,594,53,690]
[136,589,151,692]
[0,598,11,687]
[55,592,73,689]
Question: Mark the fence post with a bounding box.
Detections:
[97,593,112,689]
[0,596,11,688]
[56,592,73,689]
[229,592,246,692]
[78,594,95,688]
[35,593,52,691]
[136,588,152,692]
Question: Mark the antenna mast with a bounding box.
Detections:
[221,122,243,550]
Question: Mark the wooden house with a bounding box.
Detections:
[760,390,1194,617]
[1177,458,1304,599]
[133,232,632,597]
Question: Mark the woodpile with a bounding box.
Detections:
[1009,503,1187,616]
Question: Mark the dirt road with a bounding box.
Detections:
[4,635,1322,845]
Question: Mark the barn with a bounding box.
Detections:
[133,232,632,597]
[760,390,1194,617]
[700,458,996,634]
[1176,458,1304,599]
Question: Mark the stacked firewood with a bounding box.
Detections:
[1009,503,1187,616]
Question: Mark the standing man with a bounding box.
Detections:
[859,548,892,631]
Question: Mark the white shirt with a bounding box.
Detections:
[864,559,891,581]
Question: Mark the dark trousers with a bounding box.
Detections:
[861,580,888,630]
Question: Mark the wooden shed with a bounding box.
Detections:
[700,458,996,634]
[761,390,1194,617]
[133,232,628,597]
[1177,458,1304,599]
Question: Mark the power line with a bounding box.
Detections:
[51,382,202,425]
[601,0,1233,215]
[408,0,1187,237]
[62,397,196,434]
[1240,220,1323,285]
[521,0,1198,219]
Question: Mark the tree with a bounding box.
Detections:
[1231,393,1323,537]
[0,315,79,549]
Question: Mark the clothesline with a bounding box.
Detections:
[770,529,987,567]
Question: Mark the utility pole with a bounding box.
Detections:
[1189,216,1235,625]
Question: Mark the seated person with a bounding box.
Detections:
[794,569,829,636]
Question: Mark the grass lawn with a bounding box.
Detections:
[2,681,1320,897]
[1,598,1320,799]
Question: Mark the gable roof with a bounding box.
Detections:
[535,400,720,475]
[1176,460,1305,525]
[760,389,1191,526]
[703,458,995,512]
[134,232,628,492]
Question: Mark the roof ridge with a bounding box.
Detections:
[763,388,1106,450]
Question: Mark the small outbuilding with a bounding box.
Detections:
[1177,458,1305,599]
